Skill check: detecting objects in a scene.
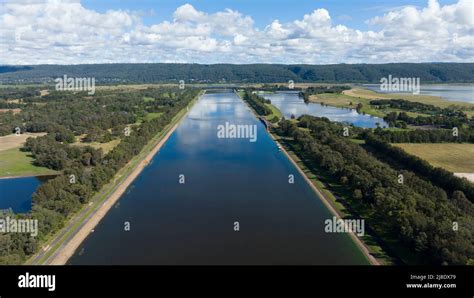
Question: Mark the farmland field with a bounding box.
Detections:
[393,143,474,173]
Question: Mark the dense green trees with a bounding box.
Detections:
[368,127,474,143]
[371,99,472,128]
[364,135,474,202]
[299,85,351,103]
[0,87,196,137]
[277,115,473,265]
[242,91,272,116]
[1,63,472,84]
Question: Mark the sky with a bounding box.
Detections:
[0,0,472,65]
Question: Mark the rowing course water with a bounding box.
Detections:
[68,92,369,265]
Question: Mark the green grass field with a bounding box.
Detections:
[73,139,121,155]
[143,96,155,102]
[394,143,474,173]
[309,92,386,117]
[0,148,58,178]
[264,102,282,122]
[142,112,163,122]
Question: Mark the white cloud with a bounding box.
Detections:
[0,0,472,64]
[173,3,206,22]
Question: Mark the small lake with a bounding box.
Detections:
[260,91,388,128]
[0,176,49,213]
[363,84,474,103]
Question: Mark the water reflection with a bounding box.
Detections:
[261,92,388,128]
[68,92,369,265]
[363,84,474,103]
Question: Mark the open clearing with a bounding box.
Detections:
[0,108,22,114]
[0,132,56,177]
[73,139,121,155]
[142,112,163,122]
[309,92,386,117]
[0,132,47,152]
[0,147,57,178]
[393,143,474,173]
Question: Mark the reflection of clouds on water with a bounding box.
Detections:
[263,92,387,128]
[189,94,250,120]
[175,92,261,151]
[188,99,218,119]
[363,84,474,103]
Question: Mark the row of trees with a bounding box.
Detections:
[242,91,272,116]
[299,85,351,103]
[254,84,302,91]
[369,127,474,143]
[277,115,473,265]
[383,111,469,129]
[372,99,472,129]
[364,135,474,202]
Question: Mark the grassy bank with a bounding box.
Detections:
[265,102,282,122]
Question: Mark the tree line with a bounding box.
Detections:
[371,99,472,129]
[242,91,272,116]
[1,63,473,84]
[299,85,351,103]
[369,127,474,143]
[364,135,474,202]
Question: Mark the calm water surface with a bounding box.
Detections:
[261,91,388,128]
[68,92,369,265]
[0,176,48,213]
[363,84,474,103]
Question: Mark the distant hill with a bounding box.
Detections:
[0,63,472,84]
[0,66,33,74]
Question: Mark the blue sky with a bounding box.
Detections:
[81,0,458,30]
[2,0,472,64]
